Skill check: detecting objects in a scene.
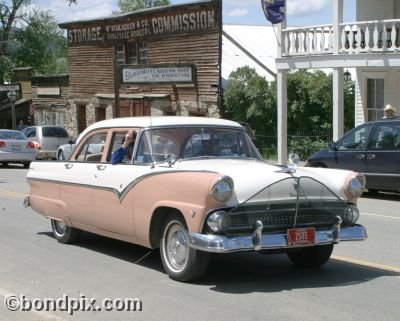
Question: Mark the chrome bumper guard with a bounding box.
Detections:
[23,197,30,208]
[188,220,367,253]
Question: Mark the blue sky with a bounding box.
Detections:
[35,0,356,26]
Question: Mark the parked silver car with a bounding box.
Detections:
[57,138,76,160]
[22,126,71,160]
[0,129,39,168]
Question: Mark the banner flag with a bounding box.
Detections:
[261,0,285,24]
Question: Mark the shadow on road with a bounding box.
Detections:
[197,251,399,293]
[0,164,26,170]
[362,191,400,201]
[38,230,398,293]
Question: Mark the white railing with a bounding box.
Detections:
[282,19,400,56]
[282,24,334,55]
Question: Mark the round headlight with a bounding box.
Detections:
[348,175,365,198]
[211,177,234,202]
[207,211,231,232]
[344,205,360,224]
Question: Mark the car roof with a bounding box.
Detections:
[80,116,243,136]
[365,119,400,124]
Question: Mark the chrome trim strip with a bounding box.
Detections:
[188,225,367,253]
[26,169,218,203]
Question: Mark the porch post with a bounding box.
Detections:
[332,0,344,141]
[277,70,288,164]
[333,68,344,141]
[277,3,288,164]
[333,0,344,54]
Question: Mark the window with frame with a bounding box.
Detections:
[367,78,384,121]
[37,110,67,126]
[74,132,107,162]
[370,122,400,150]
[107,131,137,164]
[337,123,373,150]
[116,44,125,65]
[116,42,148,65]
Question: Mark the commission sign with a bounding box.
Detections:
[121,65,194,84]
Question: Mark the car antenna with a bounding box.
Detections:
[148,98,155,169]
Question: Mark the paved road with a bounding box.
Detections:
[0,165,399,321]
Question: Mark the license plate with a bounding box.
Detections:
[11,145,21,151]
[287,227,316,246]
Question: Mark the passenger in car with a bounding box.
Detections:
[111,130,136,165]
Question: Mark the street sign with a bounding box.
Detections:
[0,84,20,92]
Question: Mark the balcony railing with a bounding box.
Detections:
[282,19,400,56]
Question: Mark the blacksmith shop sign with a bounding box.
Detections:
[61,0,221,45]
[121,64,195,84]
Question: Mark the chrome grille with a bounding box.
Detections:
[221,176,349,235]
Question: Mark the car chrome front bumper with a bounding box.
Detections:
[188,223,367,253]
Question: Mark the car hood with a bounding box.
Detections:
[169,158,353,203]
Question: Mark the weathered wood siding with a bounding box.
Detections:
[67,32,220,104]
[68,45,115,97]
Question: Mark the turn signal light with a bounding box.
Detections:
[0,141,5,148]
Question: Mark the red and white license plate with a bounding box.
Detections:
[287,227,316,246]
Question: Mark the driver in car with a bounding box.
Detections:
[111,130,136,164]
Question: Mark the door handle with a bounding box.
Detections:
[96,165,107,171]
[367,154,376,160]
[64,163,73,169]
[356,154,365,159]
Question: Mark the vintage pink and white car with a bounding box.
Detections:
[25,117,367,281]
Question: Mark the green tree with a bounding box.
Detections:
[224,68,355,159]
[116,0,170,14]
[0,0,74,83]
[223,66,277,149]
[287,70,333,132]
[13,8,68,74]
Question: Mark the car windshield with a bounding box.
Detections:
[42,127,69,138]
[134,126,261,164]
[0,130,27,140]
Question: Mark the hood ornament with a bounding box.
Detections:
[275,153,300,174]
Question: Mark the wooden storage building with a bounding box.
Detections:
[58,0,222,135]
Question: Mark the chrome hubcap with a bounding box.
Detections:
[165,222,189,271]
[54,221,67,235]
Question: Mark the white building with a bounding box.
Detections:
[222,24,277,86]
[276,0,400,163]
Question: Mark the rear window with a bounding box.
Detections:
[0,130,27,140]
[42,127,69,138]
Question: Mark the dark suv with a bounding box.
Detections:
[306,119,400,193]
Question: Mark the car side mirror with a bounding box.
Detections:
[329,141,338,150]
[165,153,177,167]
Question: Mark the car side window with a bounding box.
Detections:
[74,132,107,162]
[337,124,372,150]
[370,122,400,150]
[24,128,36,138]
[107,132,136,164]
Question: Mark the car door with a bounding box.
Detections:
[330,122,374,172]
[59,130,108,229]
[90,129,148,237]
[363,121,400,190]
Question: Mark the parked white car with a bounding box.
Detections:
[25,116,367,282]
[0,129,39,168]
